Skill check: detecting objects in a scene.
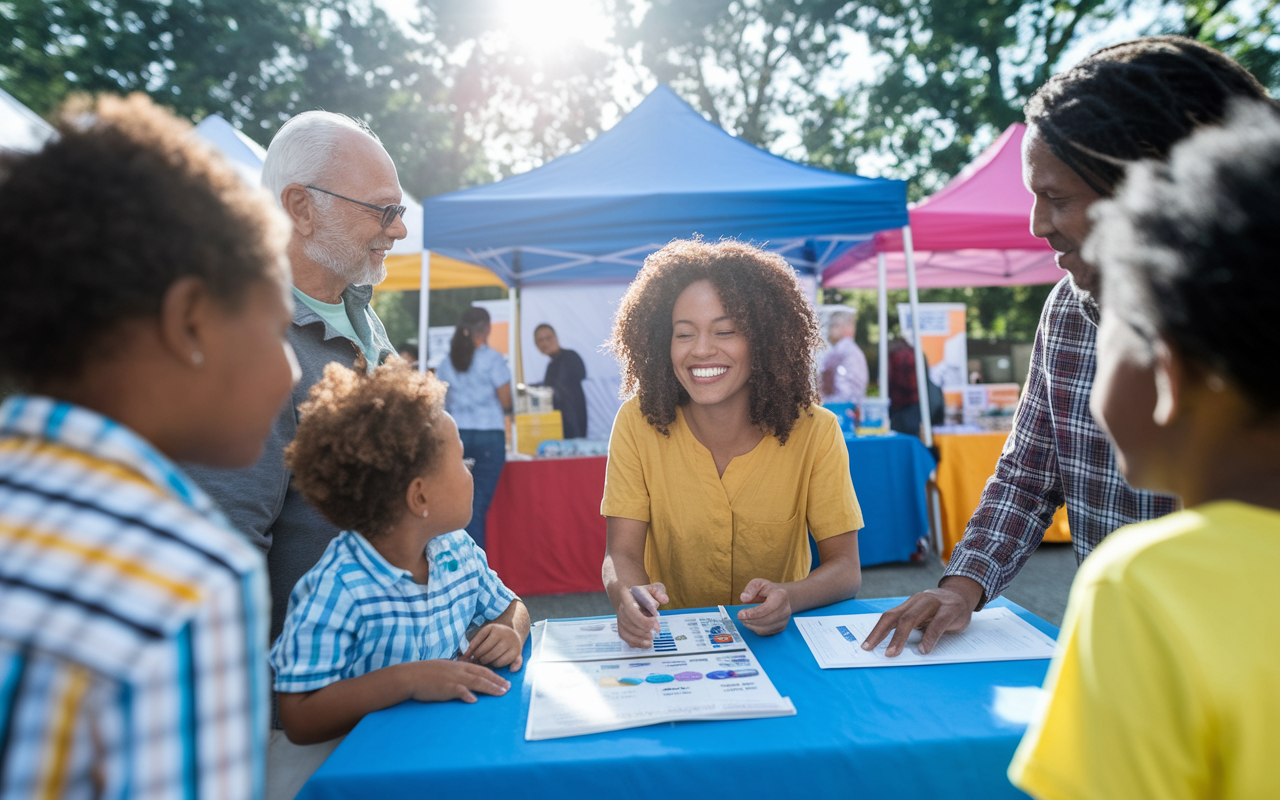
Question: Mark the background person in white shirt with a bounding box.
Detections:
[820,309,869,409]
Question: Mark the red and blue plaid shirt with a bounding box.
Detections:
[943,278,1179,605]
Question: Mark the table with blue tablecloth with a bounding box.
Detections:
[298,596,1050,800]
[843,432,936,565]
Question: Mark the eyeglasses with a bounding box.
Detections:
[305,185,406,229]
[462,458,476,473]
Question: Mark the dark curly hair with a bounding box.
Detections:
[0,93,288,388]
[285,358,450,539]
[1085,99,1280,419]
[1025,35,1275,196]
[608,239,821,444]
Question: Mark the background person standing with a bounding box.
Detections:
[534,322,588,439]
[819,309,868,411]
[436,306,512,549]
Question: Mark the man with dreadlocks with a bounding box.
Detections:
[863,36,1277,656]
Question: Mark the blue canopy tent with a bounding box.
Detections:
[419,84,937,448]
[423,84,906,286]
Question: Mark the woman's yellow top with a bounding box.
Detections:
[601,396,862,609]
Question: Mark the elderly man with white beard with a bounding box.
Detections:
[185,111,407,646]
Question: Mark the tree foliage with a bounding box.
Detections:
[6,0,1280,343]
[614,0,853,147]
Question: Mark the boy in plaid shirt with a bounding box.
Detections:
[269,359,529,744]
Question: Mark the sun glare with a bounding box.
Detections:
[493,0,615,54]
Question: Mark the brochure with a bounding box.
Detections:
[526,611,793,740]
[536,611,746,662]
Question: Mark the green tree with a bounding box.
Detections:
[0,0,305,123]
[614,0,854,147]
[808,0,1280,195]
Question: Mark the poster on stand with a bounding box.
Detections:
[898,302,967,390]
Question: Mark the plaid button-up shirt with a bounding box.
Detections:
[944,278,1179,605]
[270,529,517,693]
[0,396,269,800]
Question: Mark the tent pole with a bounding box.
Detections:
[510,286,521,387]
[876,252,888,397]
[417,251,431,373]
[903,226,932,448]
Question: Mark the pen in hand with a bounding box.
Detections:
[629,585,662,643]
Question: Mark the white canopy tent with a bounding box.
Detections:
[0,88,54,154]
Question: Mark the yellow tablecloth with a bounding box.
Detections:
[934,432,1070,562]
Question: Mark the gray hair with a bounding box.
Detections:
[261,111,380,206]
[829,309,857,328]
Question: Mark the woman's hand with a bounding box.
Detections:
[615,582,668,648]
[463,622,525,672]
[736,579,793,635]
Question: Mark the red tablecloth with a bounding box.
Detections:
[485,456,608,596]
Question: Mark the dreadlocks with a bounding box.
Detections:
[1025,35,1276,195]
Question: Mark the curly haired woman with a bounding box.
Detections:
[602,239,863,647]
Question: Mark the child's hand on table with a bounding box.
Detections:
[737,579,792,635]
[464,622,526,671]
[407,659,511,704]
[614,582,668,648]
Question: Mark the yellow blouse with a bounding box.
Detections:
[601,397,862,609]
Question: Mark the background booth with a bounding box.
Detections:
[823,124,1071,558]
[422,85,942,593]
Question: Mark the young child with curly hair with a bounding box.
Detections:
[1009,101,1280,798]
[602,239,863,647]
[270,359,529,744]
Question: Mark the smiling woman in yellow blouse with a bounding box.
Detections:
[602,239,863,647]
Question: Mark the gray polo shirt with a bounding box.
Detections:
[184,283,395,642]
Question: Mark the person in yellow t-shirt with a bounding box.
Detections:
[601,239,863,648]
[1008,101,1280,799]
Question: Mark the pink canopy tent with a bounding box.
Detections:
[821,123,1060,290]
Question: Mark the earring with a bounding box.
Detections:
[421,509,428,518]
[191,351,204,367]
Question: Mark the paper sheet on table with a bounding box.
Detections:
[525,649,794,740]
[535,612,745,663]
[795,607,1057,668]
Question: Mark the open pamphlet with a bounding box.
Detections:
[526,611,795,740]
[795,606,1057,669]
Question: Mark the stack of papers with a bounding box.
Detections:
[526,612,795,740]
[795,607,1057,669]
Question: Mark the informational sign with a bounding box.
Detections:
[898,302,968,389]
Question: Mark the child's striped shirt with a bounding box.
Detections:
[270,529,516,692]
[0,396,269,799]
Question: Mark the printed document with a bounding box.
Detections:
[526,612,792,740]
[795,607,1057,669]
[537,612,746,662]
[526,649,794,740]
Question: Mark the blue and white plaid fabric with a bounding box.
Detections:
[270,529,518,692]
[944,279,1178,605]
[0,395,270,800]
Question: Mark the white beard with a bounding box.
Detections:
[303,219,388,287]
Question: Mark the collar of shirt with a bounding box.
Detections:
[1068,281,1101,327]
[342,529,466,589]
[0,394,225,524]
[292,283,394,368]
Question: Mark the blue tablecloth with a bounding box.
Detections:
[299,596,1049,800]
[845,433,936,565]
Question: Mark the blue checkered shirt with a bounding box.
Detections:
[270,529,518,692]
[943,279,1179,605]
[0,396,269,800]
